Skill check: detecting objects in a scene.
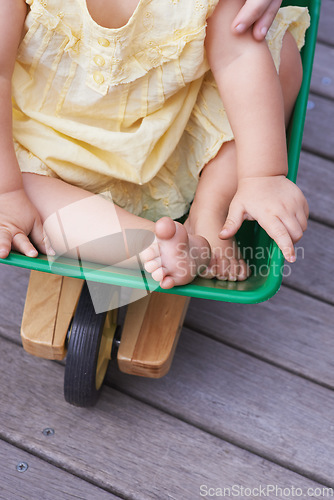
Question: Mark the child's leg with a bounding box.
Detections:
[143,30,303,286]
[22,173,211,285]
[279,30,303,125]
[185,140,249,281]
[186,31,303,279]
[22,173,155,266]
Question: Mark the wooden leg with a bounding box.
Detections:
[117,292,190,378]
[21,270,84,360]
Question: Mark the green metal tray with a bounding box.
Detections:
[0,0,320,304]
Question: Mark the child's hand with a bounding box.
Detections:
[0,188,54,259]
[219,176,308,263]
[232,0,281,40]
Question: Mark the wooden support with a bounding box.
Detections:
[21,270,84,360]
[117,292,190,378]
[21,271,188,375]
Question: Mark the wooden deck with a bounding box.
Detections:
[1,2,334,499]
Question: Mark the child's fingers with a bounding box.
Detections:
[232,0,264,32]
[302,197,309,219]
[0,227,13,258]
[252,0,282,40]
[219,204,244,239]
[31,217,55,256]
[261,215,295,262]
[296,210,308,233]
[279,216,304,244]
[232,0,273,34]
[12,232,38,258]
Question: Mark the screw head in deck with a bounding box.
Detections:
[16,462,28,473]
[42,428,55,437]
[321,76,332,86]
[307,100,315,110]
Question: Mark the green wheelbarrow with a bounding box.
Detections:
[0,0,320,407]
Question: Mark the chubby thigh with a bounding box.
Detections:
[22,173,155,268]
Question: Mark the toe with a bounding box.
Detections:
[160,276,175,289]
[151,267,166,282]
[140,241,160,262]
[216,257,230,281]
[236,259,250,281]
[144,257,162,273]
[198,264,215,279]
[228,258,243,281]
[155,217,177,240]
[199,254,218,280]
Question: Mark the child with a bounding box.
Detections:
[0,0,309,289]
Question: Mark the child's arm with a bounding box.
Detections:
[205,0,308,263]
[0,0,51,258]
[232,0,281,40]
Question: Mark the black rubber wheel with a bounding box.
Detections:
[64,281,119,407]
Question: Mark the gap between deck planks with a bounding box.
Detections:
[0,335,328,500]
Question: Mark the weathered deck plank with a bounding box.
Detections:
[108,327,334,486]
[282,219,334,303]
[0,335,326,499]
[298,151,334,226]
[186,286,334,386]
[317,0,334,46]
[302,93,334,159]
[0,439,118,500]
[310,42,334,99]
[0,264,28,340]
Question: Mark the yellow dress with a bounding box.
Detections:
[13,0,310,221]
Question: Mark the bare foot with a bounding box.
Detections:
[185,206,250,282]
[182,140,250,282]
[140,217,211,289]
